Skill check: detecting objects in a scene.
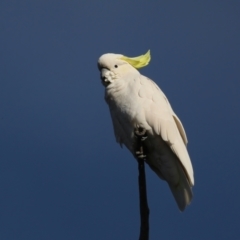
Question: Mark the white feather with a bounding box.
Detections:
[98,53,194,211]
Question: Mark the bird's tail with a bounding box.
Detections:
[168,160,193,211]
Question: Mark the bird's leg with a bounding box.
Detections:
[134,127,150,239]
[134,127,148,159]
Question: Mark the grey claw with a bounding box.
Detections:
[140,136,148,142]
[135,151,147,159]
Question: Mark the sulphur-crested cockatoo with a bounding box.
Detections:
[98,50,194,211]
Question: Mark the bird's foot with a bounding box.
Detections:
[134,127,147,160]
[135,149,146,159]
[134,127,148,142]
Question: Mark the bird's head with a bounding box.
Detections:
[98,50,151,87]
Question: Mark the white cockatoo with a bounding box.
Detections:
[98,50,194,211]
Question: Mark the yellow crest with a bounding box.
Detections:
[121,50,151,69]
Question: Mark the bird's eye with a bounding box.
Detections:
[114,65,118,68]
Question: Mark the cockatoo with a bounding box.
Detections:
[98,50,194,211]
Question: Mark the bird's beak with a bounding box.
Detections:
[100,68,111,86]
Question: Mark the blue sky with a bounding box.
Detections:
[0,1,240,239]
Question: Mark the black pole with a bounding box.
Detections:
[134,128,150,240]
[138,157,149,240]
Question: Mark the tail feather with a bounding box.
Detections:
[169,160,193,211]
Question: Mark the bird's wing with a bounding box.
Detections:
[138,76,194,185]
[145,78,188,144]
